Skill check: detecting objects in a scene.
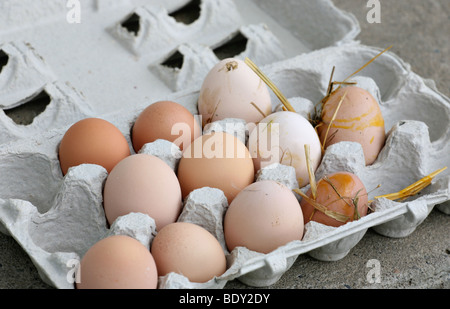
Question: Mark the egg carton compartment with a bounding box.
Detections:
[0,41,94,142]
[1,39,449,289]
[109,0,359,62]
[0,0,358,147]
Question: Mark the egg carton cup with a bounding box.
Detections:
[109,0,359,62]
[0,0,449,289]
[110,0,243,59]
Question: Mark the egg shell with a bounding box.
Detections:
[247,111,322,188]
[224,180,304,254]
[76,235,158,289]
[318,86,386,165]
[103,154,182,231]
[132,100,202,153]
[58,118,131,175]
[177,131,255,204]
[197,58,272,127]
[151,222,227,283]
[300,171,369,228]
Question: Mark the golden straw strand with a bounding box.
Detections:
[321,90,348,153]
[343,45,393,83]
[244,57,296,113]
[372,167,447,202]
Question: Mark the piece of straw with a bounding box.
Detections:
[293,188,351,223]
[342,45,393,84]
[304,144,317,200]
[244,57,296,113]
[371,167,447,202]
[320,90,348,154]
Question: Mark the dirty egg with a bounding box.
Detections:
[197,58,272,127]
[318,86,386,165]
[247,111,322,188]
[299,171,369,228]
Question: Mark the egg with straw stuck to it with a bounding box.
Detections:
[296,144,369,229]
[243,57,322,188]
[247,111,322,188]
[296,171,369,228]
[197,57,272,128]
[317,85,386,166]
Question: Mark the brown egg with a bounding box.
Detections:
[177,132,255,204]
[58,118,131,175]
[151,222,227,283]
[103,154,182,231]
[300,171,369,228]
[318,86,386,165]
[132,100,202,153]
[224,180,304,254]
[76,235,158,289]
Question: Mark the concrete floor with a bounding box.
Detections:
[0,0,449,289]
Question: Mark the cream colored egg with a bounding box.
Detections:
[103,154,182,231]
[198,58,272,127]
[248,111,322,188]
[76,235,158,289]
[224,180,304,254]
[151,222,227,283]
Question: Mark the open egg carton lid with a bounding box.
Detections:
[0,0,359,143]
[0,0,449,289]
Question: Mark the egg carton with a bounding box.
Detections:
[1,42,449,289]
[0,0,449,290]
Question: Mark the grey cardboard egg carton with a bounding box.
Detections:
[0,0,449,289]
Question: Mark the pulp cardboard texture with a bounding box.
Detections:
[0,0,449,289]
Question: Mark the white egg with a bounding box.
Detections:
[198,58,272,128]
[248,111,322,188]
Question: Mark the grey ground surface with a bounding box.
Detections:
[0,0,449,289]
